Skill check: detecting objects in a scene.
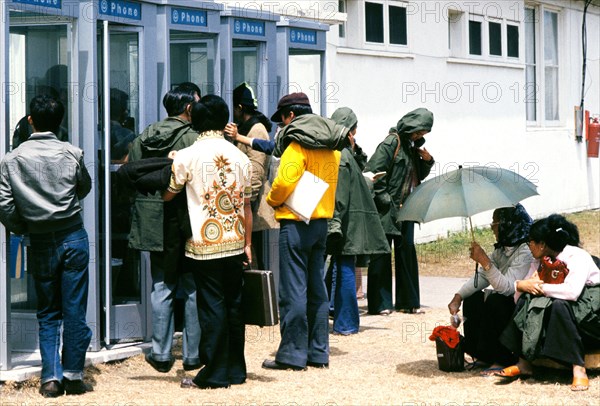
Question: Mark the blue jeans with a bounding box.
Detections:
[330,256,359,335]
[276,219,329,367]
[150,264,200,365]
[29,226,92,384]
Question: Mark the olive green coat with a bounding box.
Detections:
[365,108,434,235]
[327,146,390,256]
[128,117,198,252]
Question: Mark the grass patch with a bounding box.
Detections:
[417,227,495,265]
[565,210,600,257]
[416,209,599,278]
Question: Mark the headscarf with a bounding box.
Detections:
[494,203,533,248]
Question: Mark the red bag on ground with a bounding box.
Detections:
[429,326,464,372]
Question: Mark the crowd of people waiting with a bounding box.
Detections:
[0,82,598,397]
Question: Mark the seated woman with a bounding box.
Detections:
[448,204,533,375]
[497,214,600,391]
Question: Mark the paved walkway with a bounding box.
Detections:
[419,276,470,309]
[356,275,469,310]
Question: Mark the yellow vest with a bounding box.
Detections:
[267,141,341,221]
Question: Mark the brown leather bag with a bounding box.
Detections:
[538,256,570,284]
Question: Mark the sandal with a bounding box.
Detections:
[480,367,504,377]
[398,308,425,314]
[494,365,532,382]
[571,376,589,391]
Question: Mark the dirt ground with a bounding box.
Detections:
[1,211,598,405]
[1,305,598,405]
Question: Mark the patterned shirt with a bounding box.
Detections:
[168,131,252,260]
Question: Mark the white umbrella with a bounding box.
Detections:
[397,165,538,287]
[397,165,538,236]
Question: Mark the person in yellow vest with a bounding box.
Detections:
[261,93,349,371]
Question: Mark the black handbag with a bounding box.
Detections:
[435,336,465,372]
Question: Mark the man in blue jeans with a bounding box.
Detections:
[128,84,202,373]
[0,95,93,398]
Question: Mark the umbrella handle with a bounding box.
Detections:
[468,217,475,241]
[468,217,479,288]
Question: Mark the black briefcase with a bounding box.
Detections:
[242,270,279,327]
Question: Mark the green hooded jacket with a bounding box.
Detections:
[328,145,391,257]
[364,108,434,235]
[327,107,389,257]
[128,117,198,253]
[273,114,349,157]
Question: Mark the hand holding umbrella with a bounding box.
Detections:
[470,241,493,287]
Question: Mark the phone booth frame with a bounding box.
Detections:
[220,6,278,119]
[96,0,160,347]
[276,18,329,117]
[0,0,92,372]
[157,0,223,117]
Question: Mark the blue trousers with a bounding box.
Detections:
[29,226,92,384]
[276,219,329,367]
[149,266,200,365]
[330,255,360,335]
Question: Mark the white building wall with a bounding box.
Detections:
[221,0,600,241]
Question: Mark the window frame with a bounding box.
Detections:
[525,4,561,127]
[448,8,522,65]
[360,0,409,51]
[468,14,484,57]
[506,22,520,59]
[488,18,503,57]
[338,0,347,40]
[365,1,385,44]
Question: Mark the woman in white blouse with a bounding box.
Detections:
[496,214,600,391]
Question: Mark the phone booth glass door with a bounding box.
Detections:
[7,20,71,351]
[170,31,217,95]
[232,40,259,92]
[98,24,147,343]
[288,51,322,115]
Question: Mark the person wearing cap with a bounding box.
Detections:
[261,92,348,371]
[232,83,278,268]
[364,108,435,315]
[128,83,202,373]
[326,107,390,335]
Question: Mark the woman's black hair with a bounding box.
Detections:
[529,214,580,252]
[191,95,229,133]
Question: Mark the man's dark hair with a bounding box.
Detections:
[163,84,200,117]
[280,104,312,121]
[191,95,229,133]
[29,94,65,134]
[177,82,201,98]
